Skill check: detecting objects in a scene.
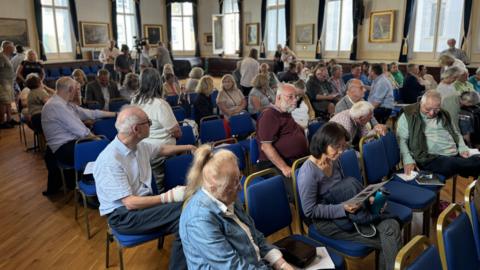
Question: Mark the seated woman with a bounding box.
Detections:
[217,74,246,118]
[118,72,139,101]
[468,67,480,92]
[26,74,53,132]
[193,75,215,124]
[180,145,294,270]
[131,68,181,191]
[185,67,204,93]
[418,65,438,90]
[161,63,178,84]
[297,122,401,270]
[437,66,462,100]
[162,73,180,96]
[259,63,279,89]
[71,69,88,103]
[248,73,276,115]
[329,64,346,97]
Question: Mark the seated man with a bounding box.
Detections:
[94,105,195,270]
[330,101,386,147]
[85,69,120,111]
[277,62,299,83]
[368,64,395,124]
[342,63,371,87]
[397,90,480,178]
[256,83,309,178]
[41,77,116,195]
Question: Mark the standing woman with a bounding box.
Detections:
[131,68,182,192]
[273,44,284,74]
[16,50,44,89]
[193,75,215,124]
[216,74,246,118]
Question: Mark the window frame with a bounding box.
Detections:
[266,0,286,54]
[323,0,352,59]
[171,2,195,53]
[41,0,75,60]
[116,0,138,51]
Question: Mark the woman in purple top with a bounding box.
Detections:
[297,122,401,270]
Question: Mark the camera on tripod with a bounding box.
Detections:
[133,36,148,52]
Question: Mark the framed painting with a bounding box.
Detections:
[0,18,29,47]
[204,33,213,45]
[369,10,395,43]
[295,24,314,44]
[246,23,259,46]
[80,21,111,47]
[144,24,163,46]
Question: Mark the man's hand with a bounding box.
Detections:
[460,151,470,158]
[373,124,387,136]
[403,163,417,176]
[280,166,292,178]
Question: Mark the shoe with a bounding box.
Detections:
[42,189,60,196]
[0,122,13,129]
[9,119,20,125]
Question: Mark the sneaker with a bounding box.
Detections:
[0,122,13,129]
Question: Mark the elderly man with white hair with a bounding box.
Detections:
[330,101,386,147]
[440,38,469,64]
[94,105,195,270]
[0,40,16,129]
[397,90,480,178]
[41,76,116,195]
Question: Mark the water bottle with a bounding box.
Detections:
[371,191,387,215]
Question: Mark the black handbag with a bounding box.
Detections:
[274,236,316,268]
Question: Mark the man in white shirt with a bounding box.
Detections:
[441,38,469,64]
[240,48,260,96]
[99,40,120,80]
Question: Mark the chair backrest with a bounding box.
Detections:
[60,67,72,76]
[49,67,61,77]
[437,203,479,270]
[165,95,179,107]
[243,168,277,210]
[465,180,480,261]
[249,136,259,165]
[360,137,389,184]
[176,125,196,145]
[89,65,99,74]
[74,137,110,171]
[81,66,91,75]
[229,113,255,138]
[200,118,226,143]
[307,118,325,142]
[246,174,292,237]
[164,154,194,191]
[216,143,246,171]
[339,149,363,184]
[381,131,401,172]
[109,99,129,112]
[172,106,186,122]
[291,156,309,234]
[210,90,219,108]
[92,117,118,141]
[394,235,442,270]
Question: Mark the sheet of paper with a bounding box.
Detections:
[83,162,96,175]
[396,171,418,181]
[294,247,335,270]
[469,148,480,156]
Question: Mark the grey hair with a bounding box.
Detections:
[1,40,13,50]
[123,72,139,89]
[132,68,163,104]
[420,90,442,105]
[460,91,480,106]
[276,83,296,95]
[97,68,110,77]
[55,76,75,93]
[331,64,343,74]
[188,67,204,79]
[441,66,462,80]
[349,101,374,119]
[115,105,141,135]
[346,78,364,91]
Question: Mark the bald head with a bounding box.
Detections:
[56,77,76,93]
[115,105,148,135]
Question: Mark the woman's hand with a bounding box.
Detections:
[343,203,360,213]
[318,155,333,176]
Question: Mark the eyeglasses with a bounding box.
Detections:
[137,118,152,127]
[282,94,298,100]
[332,142,350,151]
[423,107,441,114]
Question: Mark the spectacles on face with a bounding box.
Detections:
[332,142,350,152]
[137,118,152,127]
[282,94,298,101]
[423,107,440,114]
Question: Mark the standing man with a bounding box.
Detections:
[115,45,133,85]
[441,38,469,64]
[368,64,394,124]
[0,41,16,129]
[155,42,172,74]
[99,40,120,80]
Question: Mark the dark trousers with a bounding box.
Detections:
[373,107,392,124]
[108,203,187,270]
[43,140,76,193]
[31,113,43,133]
[314,219,401,270]
[240,86,253,97]
[256,160,295,201]
[422,155,480,179]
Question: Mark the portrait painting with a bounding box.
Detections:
[0,18,29,47]
[204,33,213,45]
[144,24,163,45]
[246,23,259,46]
[369,10,395,43]
[295,24,314,44]
[80,22,111,47]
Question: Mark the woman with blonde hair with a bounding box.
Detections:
[217,74,246,118]
[71,69,88,101]
[193,75,215,124]
[248,73,276,115]
[180,145,294,270]
[16,49,44,89]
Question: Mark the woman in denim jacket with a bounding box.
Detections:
[179,145,293,270]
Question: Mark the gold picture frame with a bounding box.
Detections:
[0,18,29,47]
[295,24,314,45]
[369,10,395,43]
[80,21,111,47]
[144,24,163,46]
[204,33,213,45]
[246,23,259,46]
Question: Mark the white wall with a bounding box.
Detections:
[198,0,219,56]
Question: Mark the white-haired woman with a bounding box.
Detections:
[437,66,463,100]
[180,145,294,270]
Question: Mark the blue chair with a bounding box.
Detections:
[437,203,480,270]
[248,136,260,172]
[199,116,226,143]
[176,124,196,145]
[307,118,325,142]
[81,66,92,75]
[109,99,129,112]
[246,172,345,269]
[172,106,186,122]
[74,136,110,238]
[394,235,442,270]
[464,180,480,261]
[164,154,193,191]
[360,136,436,236]
[229,113,255,150]
[105,176,166,270]
[165,95,179,107]
[210,90,219,113]
[90,65,99,74]
[92,117,117,141]
[60,67,72,76]
[291,157,376,261]
[46,67,61,80]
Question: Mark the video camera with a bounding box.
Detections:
[133,36,148,52]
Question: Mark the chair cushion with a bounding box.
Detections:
[385,201,412,225]
[288,234,345,270]
[78,180,96,196]
[308,225,373,258]
[392,173,443,192]
[384,181,436,210]
[111,227,165,248]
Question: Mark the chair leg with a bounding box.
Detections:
[81,193,91,239]
[422,208,431,237]
[106,230,112,268]
[374,249,380,270]
[157,236,165,250]
[59,168,68,195]
[74,189,78,220]
[403,223,411,245]
[451,176,457,203]
[118,246,124,270]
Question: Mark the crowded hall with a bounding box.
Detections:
[2,0,480,269]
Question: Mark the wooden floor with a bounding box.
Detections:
[0,120,473,270]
